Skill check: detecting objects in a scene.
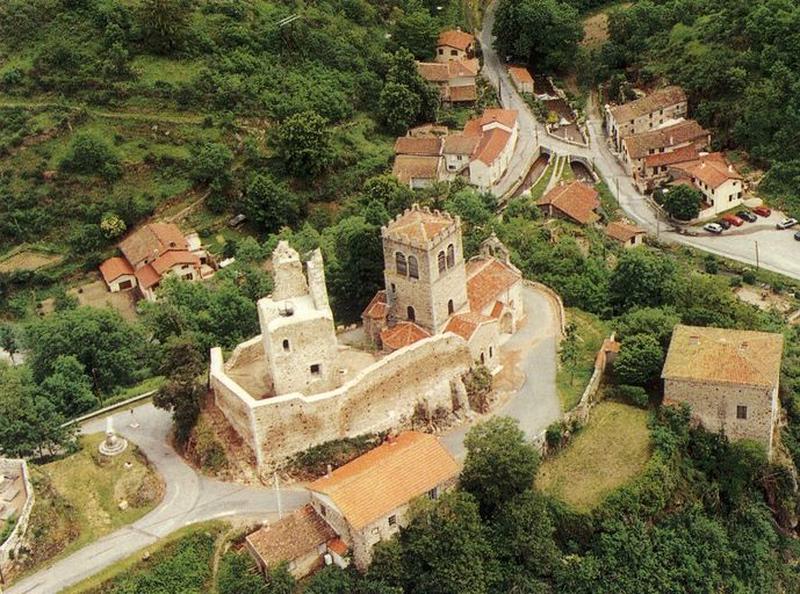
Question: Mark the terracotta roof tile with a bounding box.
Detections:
[538,181,600,225]
[99,256,134,283]
[362,290,388,320]
[662,324,783,387]
[449,84,477,102]
[383,204,457,243]
[508,66,533,85]
[473,128,512,166]
[623,120,709,160]
[134,263,161,290]
[443,134,479,155]
[380,322,431,351]
[246,504,335,567]
[449,59,479,77]
[417,61,450,82]
[490,300,505,319]
[394,137,442,156]
[151,250,200,275]
[308,432,459,530]
[673,152,742,189]
[609,86,687,122]
[466,257,521,313]
[327,537,348,556]
[118,223,187,267]
[605,221,646,243]
[444,312,494,340]
[437,29,475,51]
[643,144,699,168]
[391,155,441,184]
[478,108,518,130]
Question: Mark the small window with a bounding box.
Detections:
[395,252,407,276]
[388,515,397,527]
[408,255,419,279]
[446,244,455,268]
[390,283,396,295]
[438,251,446,273]
[282,339,290,352]
[448,299,454,315]
[310,364,321,375]
[480,353,485,364]
[450,49,457,56]
[427,487,438,500]
[407,306,416,322]
[320,504,326,516]
[489,346,493,358]
[737,405,748,420]
[438,48,444,55]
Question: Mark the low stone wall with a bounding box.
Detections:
[526,280,566,336]
[0,459,34,574]
[211,334,473,474]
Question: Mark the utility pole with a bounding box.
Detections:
[615,177,620,202]
[755,240,760,270]
[273,471,283,520]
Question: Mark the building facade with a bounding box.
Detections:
[605,86,688,152]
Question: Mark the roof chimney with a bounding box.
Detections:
[728,164,733,172]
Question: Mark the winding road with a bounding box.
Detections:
[481,2,800,281]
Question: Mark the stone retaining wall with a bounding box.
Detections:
[0,459,34,575]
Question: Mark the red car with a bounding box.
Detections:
[753,206,772,217]
[721,213,744,227]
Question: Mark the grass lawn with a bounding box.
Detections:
[536,401,651,512]
[64,521,228,594]
[12,433,164,582]
[557,307,610,411]
[596,179,622,220]
[529,158,556,202]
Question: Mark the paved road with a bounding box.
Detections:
[7,406,309,594]
[480,2,800,281]
[442,285,561,457]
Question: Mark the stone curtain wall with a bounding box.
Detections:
[211,334,472,473]
[0,459,34,575]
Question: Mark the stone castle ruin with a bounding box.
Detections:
[209,205,525,474]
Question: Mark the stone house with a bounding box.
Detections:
[392,136,444,189]
[442,134,479,176]
[508,66,534,94]
[670,152,744,221]
[245,504,345,580]
[621,119,710,178]
[605,221,646,248]
[464,109,519,189]
[308,431,459,569]
[436,29,475,62]
[605,86,688,152]
[662,325,784,457]
[417,59,479,103]
[538,181,601,225]
[99,222,213,301]
[637,144,699,192]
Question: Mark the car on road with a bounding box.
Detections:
[776,217,798,230]
[703,223,724,234]
[721,214,744,227]
[737,210,757,223]
[753,206,772,217]
[794,231,800,241]
[717,219,731,230]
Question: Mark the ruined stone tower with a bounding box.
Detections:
[381,205,469,334]
[258,242,338,396]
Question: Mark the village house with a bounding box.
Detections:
[637,144,699,192]
[417,58,479,103]
[670,152,744,220]
[392,136,444,189]
[463,108,519,188]
[245,504,346,580]
[99,222,214,301]
[508,65,534,94]
[435,29,475,62]
[605,221,646,248]
[362,206,522,370]
[537,180,601,225]
[308,431,459,569]
[622,119,710,179]
[605,85,688,152]
[662,325,784,457]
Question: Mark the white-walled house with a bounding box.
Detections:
[466,109,519,189]
[671,153,744,221]
[435,29,475,62]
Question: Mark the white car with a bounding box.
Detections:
[703,223,723,234]
[776,217,798,230]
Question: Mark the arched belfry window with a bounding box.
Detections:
[407,306,416,321]
[448,299,454,315]
[438,250,446,274]
[396,252,407,276]
[446,244,455,268]
[408,255,419,279]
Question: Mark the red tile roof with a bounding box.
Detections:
[449,59,479,77]
[246,504,336,568]
[380,322,431,351]
[394,136,443,156]
[327,537,348,556]
[134,263,161,290]
[466,257,521,313]
[99,256,134,283]
[449,84,477,102]
[151,250,200,275]
[508,66,533,85]
[362,290,388,320]
[417,61,450,82]
[443,134,479,155]
[473,127,512,166]
[623,120,709,160]
[538,181,601,225]
[643,144,699,168]
[308,432,459,530]
[605,221,646,243]
[384,205,456,243]
[119,223,187,267]
[673,152,742,189]
[609,86,687,122]
[437,29,475,51]
[478,108,518,130]
[392,155,441,184]
[444,312,495,340]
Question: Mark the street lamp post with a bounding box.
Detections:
[755,241,760,270]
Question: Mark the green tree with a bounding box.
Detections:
[559,321,580,384]
[609,248,677,314]
[0,324,18,364]
[138,0,195,55]
[379,82,422,135]
[304,566,356,594]
[188,142,233,187]
[461,416,540,517]
[614,306,680,348]
[612,334,664,387]
[100,212,126,239]
[39,355,98,417]
[392,3,439,60]
[152,335,205,446]
[270,110,333,179]
[379,49,439,134]
[59,133,121,180]
[663,185,701,221]
[241,173,304,233]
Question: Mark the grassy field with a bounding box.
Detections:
[536,401,651,511]
[13,433,163,582]
[557,307,610,410]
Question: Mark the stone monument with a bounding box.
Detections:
[98,416,128,456]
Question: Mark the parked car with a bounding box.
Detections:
[737,210,757,223]
[717,219,731,230]
[721,214,744,227]
[776,217,798,230]
[794,231,800,241]
[753,206,772,217]
[703,223,724,234]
